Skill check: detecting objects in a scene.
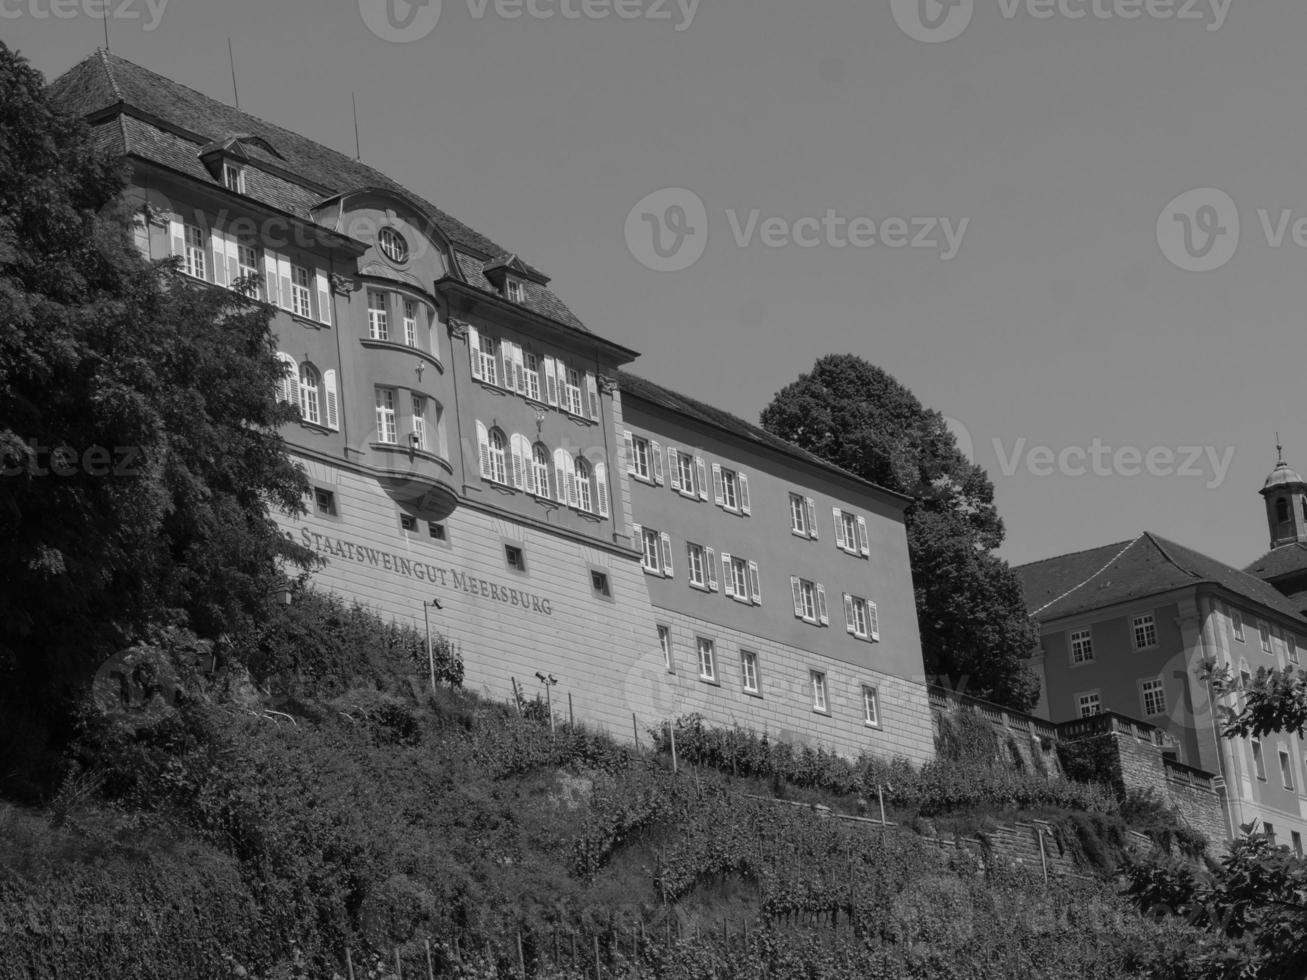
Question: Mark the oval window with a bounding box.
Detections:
[378,227,409,264]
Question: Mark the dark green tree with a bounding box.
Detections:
[761,354,1040,709]
[0,42,312,789]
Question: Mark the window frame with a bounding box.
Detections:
[183,223,207,280]
[862,686,881,728]
[740,650,760,695]
[487,428,508,485]
[687,542,707,590]
[505,544,526,573]
[1279,746,1294,790]
[1251,737,1267,781]
[313,487,337,517]
[1140,677,1167,717]
[658,625,674,673]
[1069,627,1094,665]
[810,670,829,714]
[591,570,611,598]
[368,290,390,341]
[1232,610,1246,643]
[1076,690,1102,718]
[222,162,245,193]
[375,387,398,444]
[289,264,313,320]
[697,637,717,683]
[1131,612,1157,651]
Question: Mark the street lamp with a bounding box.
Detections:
[423,598,443,693]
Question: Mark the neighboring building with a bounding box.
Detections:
[1016,530,1307,846]
[49,51,936,765]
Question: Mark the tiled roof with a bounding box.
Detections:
[1014,533,1307,624]
[617,371,910,505]
[1244,542,1307,582]
[48,50,585,331]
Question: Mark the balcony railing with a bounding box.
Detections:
[927,686,1058,741]
[1054,711,1179,750]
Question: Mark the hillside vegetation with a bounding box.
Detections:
[0,594,1212,980]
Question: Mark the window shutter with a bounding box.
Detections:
[712,464,724,506]
[696,457,709,501]
[468,325,483,380]
[668,448,681,491]
[868,601,880,641]
[224,233,241,292]
[721,553,734,598]
[748,561,761,604]
[623,430,636,474]
[632,523,643,553]
[510,435,526,490]
[856,515,870,556]
[816,584,829,625]
[706,549,719,591]
[596,463,610,518]
[844,594,856,635]
[544,357,559,406]
[661,532,674,577]
[554,448,569,505]
[169,218,185,259]
[315,270,332,325]
[323,370,339,431]
[274,353,296,404]
[263,252,280,306]
[651,441,664,485]
[210,229,227,287]
[739,474,751,515]
[513,345,527,395]
[476,421,491,479]
[585,372,600,420]
[565,465,578,507]
[833,508,847,550]
[276,255,294,312]
[791,577,804,618]
[806,497,818,539]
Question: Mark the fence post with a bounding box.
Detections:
[569,692,574,728]
[425,940,434,980]
[669,722,678,773]
[633,712,640,751]
[395,947,403,979]
[594,933,601,980]
[517,931,527,978]
[511,677,523,716]
[345,949,355,980]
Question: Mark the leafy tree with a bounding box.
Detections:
[0,41,312,791]
[761,354,1040,709]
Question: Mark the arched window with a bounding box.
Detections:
[299,363,321,425]
[575,457,593,513]
[532,443,551,498]
[1277,498,1290,523]
[488,428,508,485]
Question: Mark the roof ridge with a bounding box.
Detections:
[1014,538,1136,571]
[97,48,122,102]
[1143,531,1199,581]
[1029,535,1142,617]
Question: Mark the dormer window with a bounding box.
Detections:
[223,163,245,194]
[505,278,525,304]
[378,227,409,265]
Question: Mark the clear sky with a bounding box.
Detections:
[7,0,1305,571]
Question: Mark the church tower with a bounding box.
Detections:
[1259,441,1307,549]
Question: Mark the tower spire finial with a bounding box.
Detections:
[1277,432,1285,466]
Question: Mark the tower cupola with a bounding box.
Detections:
[1260,439,1307,549]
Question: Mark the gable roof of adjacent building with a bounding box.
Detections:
[47,50,588,331]
[618,371,913,508]
[1014,532,1307,625]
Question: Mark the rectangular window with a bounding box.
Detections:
[591,571,610,597]
[1289,635,1300,666]
[1265,821,1276,845]
[237,243,261,297]
[863,686,880,727]
[524,352,541,402]
[1280,748,1293,790]
[477,335,499,386]
[1070,628,1094,665]
[403,299,418,347]
[1077,691,1101,718]
[314,487,336,516]
[1132,613,1157,650]
[730,556,749,599]
[632,436,651,481]
[563,368,584,417]
[506,278,524,304]
[844,594,879,641]
[1232,610,1245,643]
[676,451,696,496]
[368,291,389,341]
[811,671,828,713]
[1141,678,1166,717]
[791,577,827,625]
[290,265,312,319]
[790,493,808,535]
[721,469,739,511]
[375,387,397,444]
[658,625,673,672]
[1260,621,1272,653]
[833,507,871,556]
[505,545,526,572]
[399,514,417,533]
[641,528,662,574]
[428,522,446,541]
[697,637,716,682]
[687,543,706,589]
[1292,832,1303,858]
[410,396,427,451]
[183,224,207,279]
[741,650,759,694]
[223,163,245,193]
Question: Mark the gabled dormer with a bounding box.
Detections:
[483,254,545,305]
[197,135,284,194]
